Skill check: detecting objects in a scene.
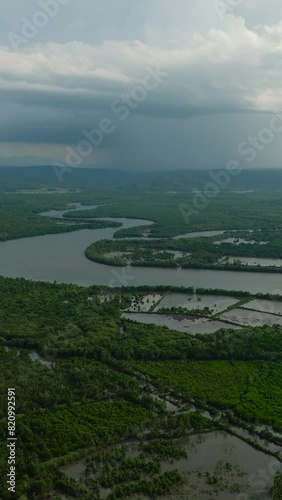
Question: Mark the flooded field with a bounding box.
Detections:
[149,393,179,412]
[62,432,281,499]
[230,426,282,456]
[160,432,281,499]
[154,293,239,314]
[242,299,282,315]
[220,308,282,327]
[61,460,86,482]
[122,312,241,335]
[126,294,163,312]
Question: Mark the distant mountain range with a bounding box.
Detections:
[0,156,56,167]
[0,165,282,192]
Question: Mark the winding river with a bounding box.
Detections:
[0,204,282,294]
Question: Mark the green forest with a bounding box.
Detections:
[0,182,282,498]
[0,276,282,498]
[3,189,282,243]
[85,228,282,273]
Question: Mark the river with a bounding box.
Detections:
[0,205,281,294]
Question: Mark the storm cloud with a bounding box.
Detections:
[1,0,282,169]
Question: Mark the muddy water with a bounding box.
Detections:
[154,293,239,314]
[242,299,282,316]
[122,312,241,335]
[160,432,281,499]
[0,205,281,293]
[62,432,281,499]
[221,308,282,327]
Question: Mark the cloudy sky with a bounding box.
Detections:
[1,0,282,169]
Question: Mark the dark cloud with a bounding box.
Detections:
[0,1,282,168]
